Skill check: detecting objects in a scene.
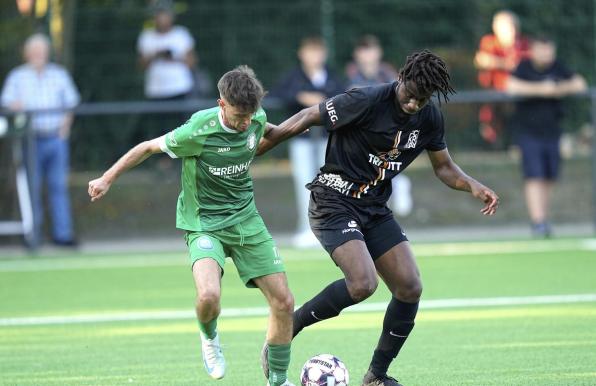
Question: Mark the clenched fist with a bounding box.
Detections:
[88,177,111,202]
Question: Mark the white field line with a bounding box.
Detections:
[0,239,595,273]
[1,293,595,327]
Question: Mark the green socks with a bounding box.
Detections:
[198,318,217,339]
[268,343,291,386]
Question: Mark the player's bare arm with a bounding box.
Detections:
[256,105,321,156]
[88,137,163,202]
[427,148,499,216]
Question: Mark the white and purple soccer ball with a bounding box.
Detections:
[300,354,349,386]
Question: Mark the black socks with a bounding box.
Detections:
[369,297,419,377]
[292,279,356,337]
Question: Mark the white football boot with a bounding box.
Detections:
[200,331,225,379]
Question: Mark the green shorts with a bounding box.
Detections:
[185,213,285,288]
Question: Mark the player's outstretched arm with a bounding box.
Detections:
[256,105,321,156]
[428,149,500,216]
[88,137,163,202]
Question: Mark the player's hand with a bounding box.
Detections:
[88,177,111,202]
[470,182,499,216]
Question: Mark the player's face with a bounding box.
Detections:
[218,99,254,132]
[396,81,432,115]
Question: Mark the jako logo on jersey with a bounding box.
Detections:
[217,147,231,153]
[325,100,339,125]
[405,130,420,149]
[209,160,252,176]
[247,132,257,151]
[348,220,358,228]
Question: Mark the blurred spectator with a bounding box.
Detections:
[0,33,80,247]
[474,10,529,147]
[506,36,587,237]
[137,3,198,101]
[272,36,345,248]
[345,34,413,217]
[345,35,397,88]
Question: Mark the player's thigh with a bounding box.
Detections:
[374,241,422,300]
[331,239,377,288]
[186,232,226,297]
[231,236,285,289]
[253,272,294,311]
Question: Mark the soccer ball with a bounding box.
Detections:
[300,354,349,386]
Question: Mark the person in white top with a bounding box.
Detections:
[137,5,197,100]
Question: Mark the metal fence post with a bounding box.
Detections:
[592,90,596,234]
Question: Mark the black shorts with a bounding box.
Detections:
[517,134,560,180]
[308,189,408,260]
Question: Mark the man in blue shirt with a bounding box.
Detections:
[1,33,80,246]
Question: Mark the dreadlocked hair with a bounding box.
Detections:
[398,49,456,103]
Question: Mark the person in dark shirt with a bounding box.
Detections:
[271,36,346,248]
[259,50,499,386]
[506,36,586,237]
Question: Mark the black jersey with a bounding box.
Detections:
[308,81,446,204]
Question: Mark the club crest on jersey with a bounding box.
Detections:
[197,236,213,250]
[405,130,420,149]
[379,148,401,161]
[247,132,257,151]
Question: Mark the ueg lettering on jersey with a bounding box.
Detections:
[317,173,354,196]
[368,153,402,171]
[208,160,252,177]
[325,100,339,125]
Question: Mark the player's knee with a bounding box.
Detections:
[347,276,378,302]
[397,279,422,302]
[197,289,221,309]
[270,291,295,315]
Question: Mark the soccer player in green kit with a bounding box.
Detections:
[88,66,295,386]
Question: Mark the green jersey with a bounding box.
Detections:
[159,106,266,231]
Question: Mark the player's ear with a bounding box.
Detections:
[217,98,225,108]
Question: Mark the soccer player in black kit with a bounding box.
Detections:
[259,50,500,386]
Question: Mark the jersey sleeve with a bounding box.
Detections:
[159,116,209,158]
[318,88,370,131]
[425,106,447,151]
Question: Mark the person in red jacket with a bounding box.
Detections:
[474,10,529,146]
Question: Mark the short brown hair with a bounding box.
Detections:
[217,65,266,112]
[299,36,326,50]
[355,34,380,50]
